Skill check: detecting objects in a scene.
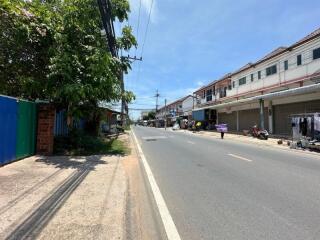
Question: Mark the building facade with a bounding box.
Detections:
[193,28,320,135]
[156,95,193,126]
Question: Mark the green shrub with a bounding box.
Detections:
[54,129,129,156]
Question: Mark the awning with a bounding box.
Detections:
[193,83,320,111]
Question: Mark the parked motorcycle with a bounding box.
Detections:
[250,125,269,140]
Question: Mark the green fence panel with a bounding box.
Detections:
[16,100,37,159]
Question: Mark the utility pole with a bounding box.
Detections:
[164,99,167,130]
[120,72,125,127]
[155,89,160,112]
[97,0,142,128]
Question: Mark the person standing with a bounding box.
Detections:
[221,131,224,139]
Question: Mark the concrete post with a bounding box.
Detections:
[268,101,273,134]
[236,110,239,131]
[259,99,265,130]
[216,111,219,124]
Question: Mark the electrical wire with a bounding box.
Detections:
[135,0,142,57]
[140,0,154,58]
[135,0,154,89]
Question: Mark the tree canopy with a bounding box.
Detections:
[0,0,136,117]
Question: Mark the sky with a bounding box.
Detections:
[118,0,320,120]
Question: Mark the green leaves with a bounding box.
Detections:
[117,25,137,51]
[110,0,130,22]
[0,0,137,125]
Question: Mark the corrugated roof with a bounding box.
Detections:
[292,28,320,47]
[232,27,320,75]
[193,73,232,93]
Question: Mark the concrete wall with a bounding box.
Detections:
[182,96,193,113]
[229,38,320,97]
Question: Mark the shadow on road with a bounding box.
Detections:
[5,155,107,240]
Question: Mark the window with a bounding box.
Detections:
[251,74,254,82]
[206,89,212,102]
[284,60,288,71]
[297,54,302,66]
[313,47,320,60]
[266,64,277,76]
[239,77,246,86]
[258,71,261,79]
[232,81,235,88]
[219,87,227,98]
[202,90,205,99]
[212,86,216,95]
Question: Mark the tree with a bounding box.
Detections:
[0,0,137,135]
[0,0,55,99]
[148,111,156,120]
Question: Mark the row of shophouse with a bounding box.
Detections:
[156,28,320,136]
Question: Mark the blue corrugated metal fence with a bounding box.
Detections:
[54,110,68,136]
[0,96,18,165]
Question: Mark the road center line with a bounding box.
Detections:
[131,130,181,240]
[187,141,195,144]
[228,153,253,162]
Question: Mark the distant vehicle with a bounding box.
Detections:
[143,120,148,126]
[172,123,180,130]
[250,125,269,140]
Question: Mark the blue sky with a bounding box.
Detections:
[121,0,320,120]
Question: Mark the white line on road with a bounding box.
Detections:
[187,141,195,144]
[142,136,167,140]
[228,153,253,162]
[131,130,182,240]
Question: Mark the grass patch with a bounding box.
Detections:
[124,125,131,131]
[54,131,130,156]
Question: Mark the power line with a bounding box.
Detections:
[135,0,142,57]
[128,108,155,111]
[140,0,154,57]
[135,0,154,88]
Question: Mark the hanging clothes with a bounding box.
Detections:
[299,118,308,136]
[314,114,320,140]
[292,117,301,140]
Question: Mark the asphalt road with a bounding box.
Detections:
[132,126,320,240]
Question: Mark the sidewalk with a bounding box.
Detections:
[0,153,127,239]
[162,127,320,156]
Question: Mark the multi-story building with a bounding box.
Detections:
[156,95,193,126]
[193,28,320,135]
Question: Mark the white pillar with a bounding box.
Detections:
[259,99,265,130]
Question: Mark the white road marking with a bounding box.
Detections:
[131,130,181,240]
[228,153,253,162]
[187,141,195,144]
[142,136,167,140]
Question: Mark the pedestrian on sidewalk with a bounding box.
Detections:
[215,123,228,139]
[221,131,225,139]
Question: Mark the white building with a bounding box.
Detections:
[193,28,320,135]
[155,95,194,126]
